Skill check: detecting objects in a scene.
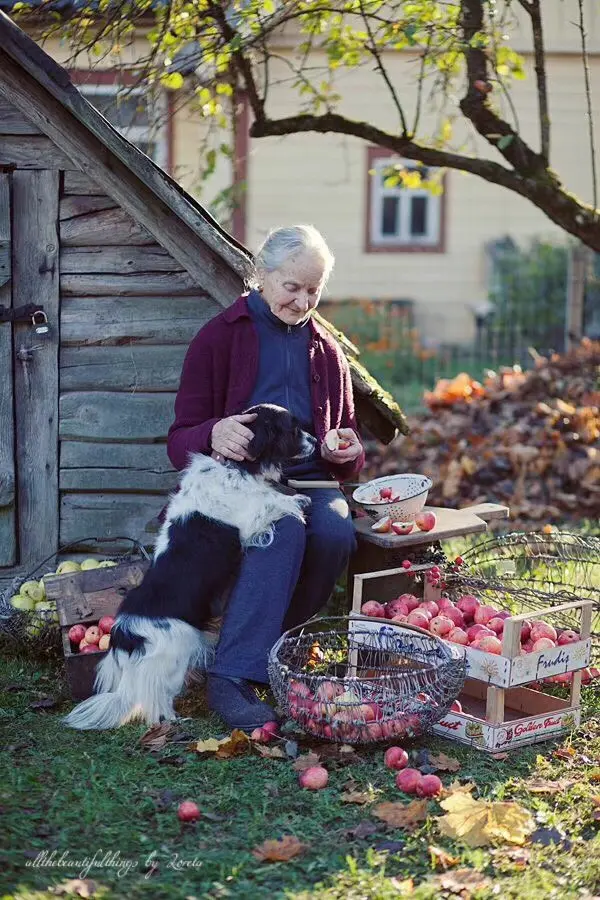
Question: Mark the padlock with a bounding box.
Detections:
[32,310,49,336]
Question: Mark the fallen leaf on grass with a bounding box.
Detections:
[389,877,414,894]
[194,730,250,759]
[429,752,461,773]
[341,789,377,805]
[292,752,321,772]
[437,787,534,847]
[523,777,576,794]
[346,821,379,841]
[254,744,287,760]
[140,722,178,751]
[195,737,226,754]
[490,845,531,869]
[373,800,429,831]
[51,879,98,897]
[29,697,58,710]
[434,868,491,896]
[429,845,459,870]
[252,835,308,862]
[554,746,576,761]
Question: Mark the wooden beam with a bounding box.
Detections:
[13,170,60,565]
[59,195,119,221]
[60,296,219,346]
[60,246,185,275]
[60,441,178,492]
[63,171,107,195]
[0,59,244,304]
[0,173,16,565]
[0,95,41,134]
[60,207,154,247]
[0,134,77,169]
[60,391,175,441]
[60,492,160,551]
[60,345,187,391]
[60,272,200,297]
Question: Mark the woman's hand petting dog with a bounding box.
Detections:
[211,413,258,461]
[320,428,362,464]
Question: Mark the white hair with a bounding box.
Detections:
[254,225,335,287]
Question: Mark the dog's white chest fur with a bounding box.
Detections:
[154,456,309,558]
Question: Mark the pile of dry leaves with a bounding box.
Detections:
[363,340,600,525]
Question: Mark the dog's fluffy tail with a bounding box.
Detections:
[63,617,216,730]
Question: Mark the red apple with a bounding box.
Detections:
[364,722,383,741]
[474,605,498,626]
[361,600,386,618]
[557,629,580,646]
[84,625,101,645]
[316,681,343,702]
[553,672,573,684]
[429,615,454,636]
[78,637,89,651]
[68,624,86,646]
[385,598,409,619]
[487,617,506,635]
[384,746,409,771]
[522,639,534,653]
[371,516,392,534]
[438,597,455,611]
[398,594,420,612]
[532,637,556,652]
[379,487,393,500]
[299,766,329,790]
[416,774,443,797]
[391,522,414,535]
[80,644,99,654]
[467,624,494,643]
[444,606,465,628]
[520,620,532,642]
[478,635,503,655]
[415,511,437,532]
[451,699,463,713]
[98,615,116,635]
[98,634,110,651]
[420,600,440,618]
[391,614,408,624]
[407,610,430,630]
[395,768,422,794]
[448,627,469,645]
[530,622,558,643]
[262,721,279,736]
[457,595,480,620]
[177,801,201,822]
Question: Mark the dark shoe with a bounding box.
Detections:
[207,675,278,731]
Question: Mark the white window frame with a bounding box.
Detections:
[78,83,168,169]
[370,156,441,248]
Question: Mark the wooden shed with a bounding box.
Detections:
[0,11,405,576]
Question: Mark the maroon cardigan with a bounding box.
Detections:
[167,295,365,481]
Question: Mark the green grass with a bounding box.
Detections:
[1,648,599,900]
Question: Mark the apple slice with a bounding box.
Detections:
[324,430,340,451]
[371,516,392,533]
[391,521,414,535]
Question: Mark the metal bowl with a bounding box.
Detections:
[352,474,433,521]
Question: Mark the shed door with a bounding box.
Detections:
[0,169,59,569]
[0,173,15,565]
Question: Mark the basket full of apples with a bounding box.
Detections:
[268,615,466,745]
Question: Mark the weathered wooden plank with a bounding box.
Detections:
[0,173,16,566]
[60,441,178,492]
[60,207,155,246]
[60,392,175,441]
[60,493,161,550]
[0,135,78,170]
[0,96,41,134]
[60,296,218,345]
[63,171,105,195]
[13,170,60,565]
[59,195,118,221]
[61,271,201,297]
[60,345,187,391]
[60,246,185,275]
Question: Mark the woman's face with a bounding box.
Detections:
[259,250,327,325]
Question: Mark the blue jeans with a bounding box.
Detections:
[209,489,357,683]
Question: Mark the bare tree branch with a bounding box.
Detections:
[518,0,550,162]
[209,1,266,124]
[358,0,408,135]
[576,0,598,213]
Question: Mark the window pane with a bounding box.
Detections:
[81,90,151,128]
[381,196,399,236]
[410,196,428,236]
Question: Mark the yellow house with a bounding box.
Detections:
[7,1,600,343]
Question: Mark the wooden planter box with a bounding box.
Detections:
[44,559,149,700]
[432,678,581,754]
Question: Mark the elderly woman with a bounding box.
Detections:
[167,225,364,729]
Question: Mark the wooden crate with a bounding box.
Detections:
[432,678,581,754]
[44,559,149,700]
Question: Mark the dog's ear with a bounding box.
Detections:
[246,412,273,460]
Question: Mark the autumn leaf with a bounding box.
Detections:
[254,744,287,760]
[372,799,429,831]
[434,868,491,896]
[429,844,459,870]
[437,787,535,847]
[293,752,321,772]
[341,788,378,805]
[215,729,250,759]
[523,777,576,794]
[252,835,308,862]
[490,845,531,870]
[429,752,461,773]
[346,821,379,841]
[140,722,178,751]
[195,737,227,754]
[51,879,98,897]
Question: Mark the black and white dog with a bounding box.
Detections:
[63,404,311,730]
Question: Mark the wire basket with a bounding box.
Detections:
[268,615,466,744]
[0,537,151,656]
[457,531,600,665]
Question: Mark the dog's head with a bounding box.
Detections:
[243,404,313,474]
